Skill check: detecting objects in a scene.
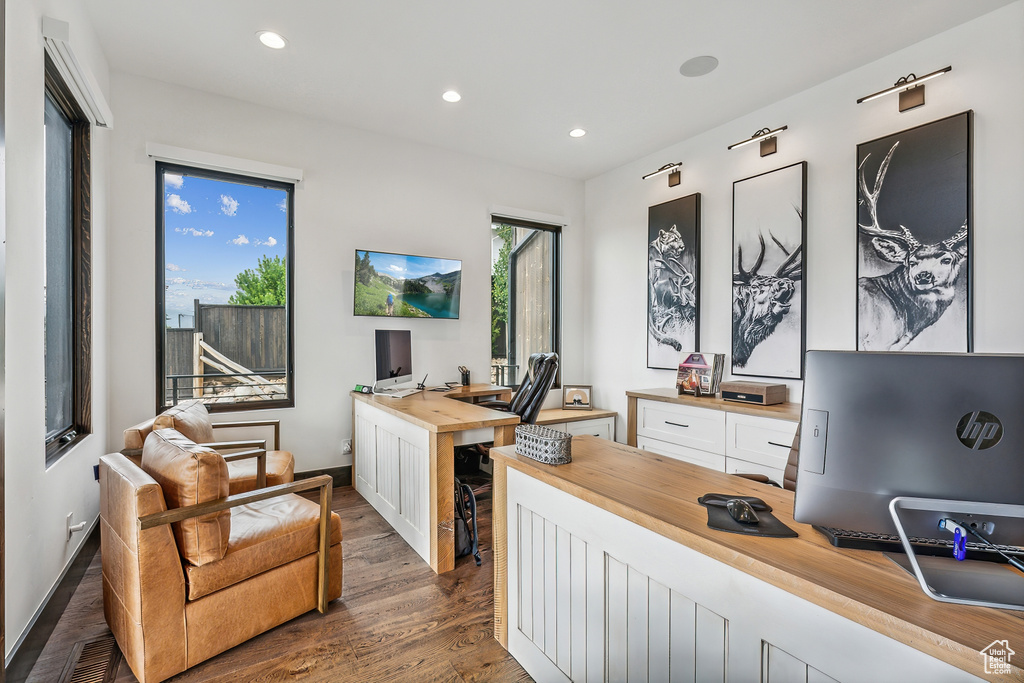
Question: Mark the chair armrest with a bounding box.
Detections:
[733,472,782,488]
[212,420,281,450]
[218,447,267,489]
[138,475,334,613]
[478,400,511,411]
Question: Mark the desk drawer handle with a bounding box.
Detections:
[768,441,790,449]
[666,421,689,428]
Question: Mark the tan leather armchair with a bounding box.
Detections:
[123,399,295,493]
[100,429,342,683]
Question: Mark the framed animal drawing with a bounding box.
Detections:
[732,162,806,379]
[857,111,972,352]
[648,193,701,370]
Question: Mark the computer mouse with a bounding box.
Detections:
[726,498,760,524]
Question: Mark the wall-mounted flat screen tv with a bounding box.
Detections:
[354,250,462,319]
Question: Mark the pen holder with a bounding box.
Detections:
[461,370,471,386]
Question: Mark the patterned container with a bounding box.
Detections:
[515,424,572,465]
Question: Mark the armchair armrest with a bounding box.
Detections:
[138,475,334,613]
[212,420,281,450]
[198,439,267,451]
[218,447,267,489]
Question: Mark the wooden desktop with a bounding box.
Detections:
[489,436,1023,681]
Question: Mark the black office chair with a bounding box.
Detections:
[471,353,559,473]
[482,352,558,425]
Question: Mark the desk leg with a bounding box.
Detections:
[430,431,455,574]
[627,395,638,447]
[492,458,508,649]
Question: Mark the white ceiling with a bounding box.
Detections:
[83,0,1014,180]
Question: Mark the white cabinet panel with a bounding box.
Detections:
[726,413,797,470]
[636,399,726,454]
[353,402,430,562]
[637,435,725,472]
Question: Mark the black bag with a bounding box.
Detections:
[454,477,481,566]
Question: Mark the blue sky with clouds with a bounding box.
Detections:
[361,251,461,280]
[163,171,287,326]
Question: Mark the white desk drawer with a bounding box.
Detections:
[725,457,785,487]
[637,436,725,472]
[564,417,614,440]
[636,399,726,455]
[726,413,797,470]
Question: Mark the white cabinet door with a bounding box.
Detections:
[726,413,797,471]
[637,435,726,472]
[636,399,726,454]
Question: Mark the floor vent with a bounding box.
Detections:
[58,634,121,683]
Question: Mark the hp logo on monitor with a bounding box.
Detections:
[956,411,1003,450]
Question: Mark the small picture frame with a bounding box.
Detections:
[562,385,593,410]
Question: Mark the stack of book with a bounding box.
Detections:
[676,352,725,396]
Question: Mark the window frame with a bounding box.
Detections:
[43,54,92,465]
[494,217,562,390]
[154,162,296,414]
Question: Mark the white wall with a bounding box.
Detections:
[4,0,111,659]
[583,3,1024,439]
[105,73,585,472]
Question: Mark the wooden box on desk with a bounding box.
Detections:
[720,380,787,406]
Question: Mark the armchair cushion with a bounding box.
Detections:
[185,495,342,600]
[142,429,230,566]
[153,399,216,444]
[226,451,296,494]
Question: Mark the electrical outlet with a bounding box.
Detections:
[341,439,352,455]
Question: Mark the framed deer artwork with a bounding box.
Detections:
[648,193,701,370]
[857,111,972,352]
[732,161,807,379]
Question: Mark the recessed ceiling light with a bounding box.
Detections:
[569,128,587,138]
[442,90,462,103]
[680,55,719,78]
[257,31,287,50]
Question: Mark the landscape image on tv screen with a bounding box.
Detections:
[354,250,462,319]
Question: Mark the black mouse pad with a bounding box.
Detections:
[698,493,798,538]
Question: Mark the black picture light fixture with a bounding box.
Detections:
[642,162,682,187]
[857,65,952,112]
[728,126,788,157]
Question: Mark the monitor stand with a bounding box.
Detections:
[888,496,1024,611]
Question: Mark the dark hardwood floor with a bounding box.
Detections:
[26,486,531,682]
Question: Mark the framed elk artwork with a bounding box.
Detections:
[732,162,807,379]
[648,193,701,370]
[857,111,972,352]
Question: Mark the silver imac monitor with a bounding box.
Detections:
[373,329,413,392]
[793,350,1024,542]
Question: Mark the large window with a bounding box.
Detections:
[44,55,91,463]
[156,163,294,411]
[490,218,561,388]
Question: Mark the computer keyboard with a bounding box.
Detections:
[814,525,1024,564]
[375,387,421,398]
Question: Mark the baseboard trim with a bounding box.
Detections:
[296,465,351,489]
[6,518,101,681]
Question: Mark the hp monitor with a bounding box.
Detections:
[793,350,1024,545]
[373,329,413,393]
